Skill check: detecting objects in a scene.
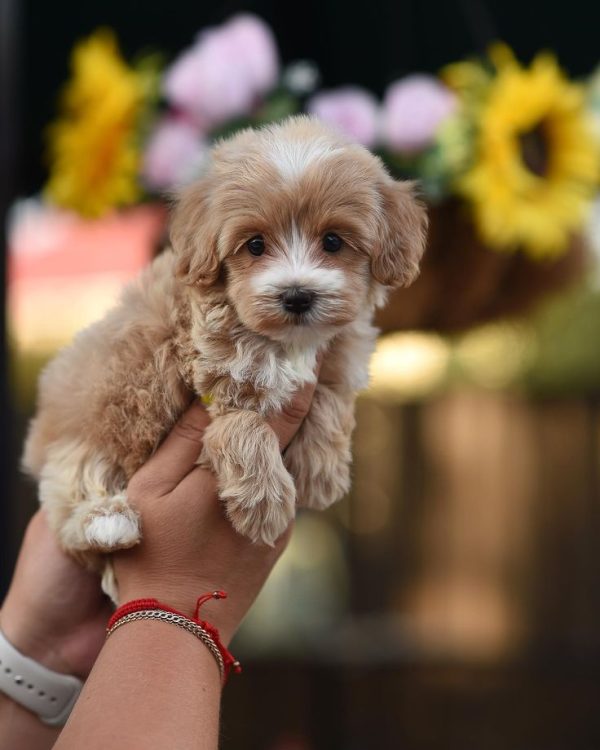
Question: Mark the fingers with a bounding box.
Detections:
[137,401,211,489]
[132,355,321,492]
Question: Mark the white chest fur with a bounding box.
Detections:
[223,334,320,413]
[280,341,319,384]
[192,295,377,415]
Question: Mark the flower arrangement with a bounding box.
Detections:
[43,16,600,330]
[45,29,159,218]
[444,45,599,258]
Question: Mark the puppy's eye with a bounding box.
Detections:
[322,233,343,253]
[247,236,265,256]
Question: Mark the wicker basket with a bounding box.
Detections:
[375,199,587,334]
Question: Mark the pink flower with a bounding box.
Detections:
[307,87,380,148]
[226,15,278,93]
[381,74,457,154]
[163,14,278,128]
[142,117,208,191]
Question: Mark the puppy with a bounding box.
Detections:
[23,116,427,588]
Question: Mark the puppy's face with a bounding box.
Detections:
[171,117,428,343]
[221,150,383,342]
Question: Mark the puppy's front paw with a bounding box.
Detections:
[223,467,296,546]
[285,436,351,511]
[295,458,350,510]
[202,409,297,545]
[83,497,141,551]
[283,384,355,511]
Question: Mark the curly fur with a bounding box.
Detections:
[22,116,427,585]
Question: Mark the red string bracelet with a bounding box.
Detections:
[107,591,241,684]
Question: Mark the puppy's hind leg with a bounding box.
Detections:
[200,410,296,546]
[82,495,141,552]
[40,439,141,557]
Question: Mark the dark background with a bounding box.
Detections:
[13,0,600,195]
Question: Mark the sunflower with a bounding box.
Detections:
[445,45,599,259]
[45,30,150,217]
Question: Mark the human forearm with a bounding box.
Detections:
[56,395,313,749]
[0,378,316,748]
[0,511,109,750]
[0,617,64,750]
[55,619,221,750]
[0,692,60,750]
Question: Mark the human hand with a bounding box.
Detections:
[114,379,318,646]
[0,374,316,685]
[0,512,112,679]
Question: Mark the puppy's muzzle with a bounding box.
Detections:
[281,288,315,315]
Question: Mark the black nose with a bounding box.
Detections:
[281,288,315,314]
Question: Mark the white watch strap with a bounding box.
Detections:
[0,628,83,726]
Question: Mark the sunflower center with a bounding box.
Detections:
[518,122,549,177]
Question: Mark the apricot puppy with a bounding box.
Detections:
[23,116,427,583]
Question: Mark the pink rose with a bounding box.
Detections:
[142,117,208,191]
[307,87,380,148]
[163,14,278,128]
[382,74,457,154]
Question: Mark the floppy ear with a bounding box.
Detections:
[372,179,428,288]
[169,177,221,287]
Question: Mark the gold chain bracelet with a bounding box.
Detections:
[106,609,225,680]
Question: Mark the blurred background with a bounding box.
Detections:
[3,0,600,747]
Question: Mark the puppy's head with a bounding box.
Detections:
[170,116,427,342]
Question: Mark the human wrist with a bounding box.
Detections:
[107,595,241,684]
[116,579,240,646]
[0,692,62,749]
[105,616,223,680]
[0,600,71,676]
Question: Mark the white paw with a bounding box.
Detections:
[84,512,140,551]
